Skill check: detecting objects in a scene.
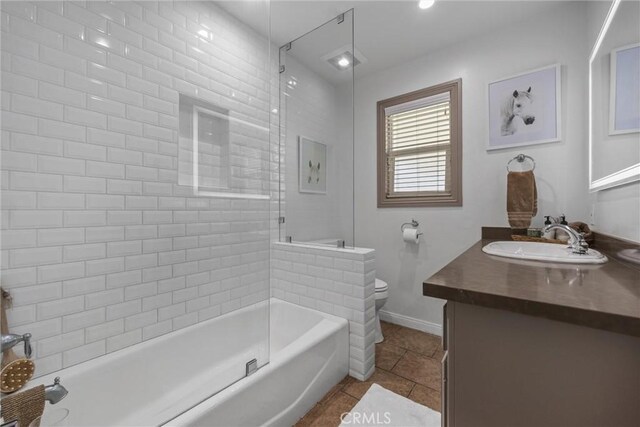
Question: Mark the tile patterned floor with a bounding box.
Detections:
[294,322,442,427]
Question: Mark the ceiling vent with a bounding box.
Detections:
[321,45,367,71]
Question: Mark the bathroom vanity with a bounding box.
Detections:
[424,228,640,427]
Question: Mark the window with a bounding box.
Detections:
[377,79,462,207]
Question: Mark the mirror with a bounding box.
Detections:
[589,0,640,191]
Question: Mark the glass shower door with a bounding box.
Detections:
[169,0,274,420]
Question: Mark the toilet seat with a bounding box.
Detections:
[375,278,388,292]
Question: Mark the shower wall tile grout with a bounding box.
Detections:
[1,0,279,377]
[271,242,376,381]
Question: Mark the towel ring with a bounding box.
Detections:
[507,154,535,172]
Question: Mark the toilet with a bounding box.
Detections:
[374,278,389,343]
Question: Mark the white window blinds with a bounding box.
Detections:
[384,92,451,196]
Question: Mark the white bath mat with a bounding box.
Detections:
[339,383,441,427]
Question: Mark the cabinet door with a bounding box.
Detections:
[442,351,448,427]
[441,301,454,426]
[442,302,448,351]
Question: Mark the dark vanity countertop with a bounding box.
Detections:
[423,232,640,337]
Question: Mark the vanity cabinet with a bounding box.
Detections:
[427,236,640,427]
[440,301,640,427]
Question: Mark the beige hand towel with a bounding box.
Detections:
[507,170,538,229]
[1,385,45,427]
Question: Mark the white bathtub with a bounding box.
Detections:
[36,298,349,427]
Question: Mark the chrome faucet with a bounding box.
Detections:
[543,223,589,254]
[1,332,32,358]
[44,377,68,404]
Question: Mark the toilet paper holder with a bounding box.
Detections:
[401,219,422,237]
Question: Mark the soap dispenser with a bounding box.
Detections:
[555,215,570,243]
[542,216,555,240]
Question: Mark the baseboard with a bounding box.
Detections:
[379,310,442,337]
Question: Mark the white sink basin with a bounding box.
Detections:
[482,241,608,264]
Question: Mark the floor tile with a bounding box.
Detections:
[297,324,444,425]
[408,384,441,412]
[337,375,352,387]
[295,403,327,427]
[386,326,440,357]
[318,384,345,406]
[375,341,406,371]
[342,369,415,400]
[309,391,358,427]
[392,351,442,391]
[432,346,445,362]
[380,320,400,338]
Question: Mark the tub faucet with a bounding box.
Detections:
[543,224,589,254]
[44,377,68,404]
[1,332,32,358]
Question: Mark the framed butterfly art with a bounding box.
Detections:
[298,136,327,194]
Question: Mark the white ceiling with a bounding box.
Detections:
[218,1,568,84]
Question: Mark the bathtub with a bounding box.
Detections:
[36,298,349,427]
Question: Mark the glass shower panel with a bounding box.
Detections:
[202,0,272,398]
[168,1,275,419]
[278,10,355,248]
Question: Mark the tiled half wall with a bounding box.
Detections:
[271,242,376,380]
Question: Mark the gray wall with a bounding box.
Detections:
[351,2,591,331]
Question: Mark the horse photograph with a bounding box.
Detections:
[488,64,561,150]
[501,86,535,136]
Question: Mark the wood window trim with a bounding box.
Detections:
[377,79,462,208]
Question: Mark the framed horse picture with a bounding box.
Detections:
[298,136,327,194]
[487,64,561,150]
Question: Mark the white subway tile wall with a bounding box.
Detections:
[1,0,275,376]
[271,242,376,380]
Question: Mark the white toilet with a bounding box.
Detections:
[374,278,389,343]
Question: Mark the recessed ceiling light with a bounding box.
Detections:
[418,0,435,10]
[338,57,350,68]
